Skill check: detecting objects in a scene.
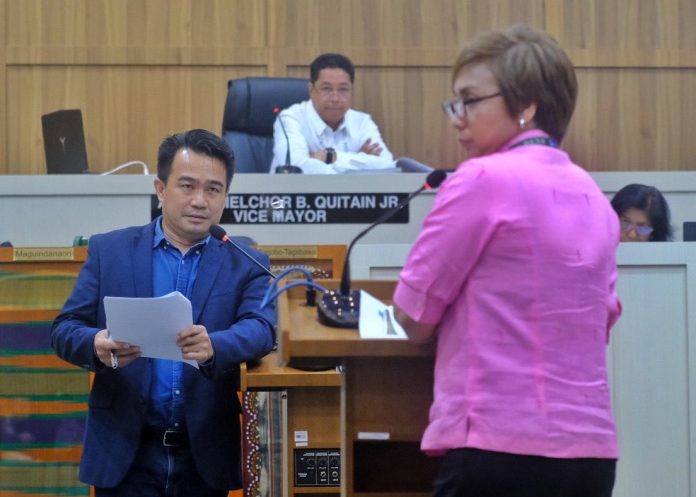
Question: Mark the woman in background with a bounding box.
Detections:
[611,183,673,241]
[393,25,622,497]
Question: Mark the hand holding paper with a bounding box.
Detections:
[104,291,199,368]
[176,324,214,364]
[93,328,141,369]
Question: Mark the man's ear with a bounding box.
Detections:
[154,177,165,201]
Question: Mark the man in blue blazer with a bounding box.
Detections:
[51,129,276,496]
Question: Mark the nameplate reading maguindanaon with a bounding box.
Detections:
[151,193,410,224]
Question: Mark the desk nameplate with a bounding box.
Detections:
[0,246,87,263]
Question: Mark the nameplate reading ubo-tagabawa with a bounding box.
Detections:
[260,246,318,259]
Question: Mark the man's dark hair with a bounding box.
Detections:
[310,53,355,83]
[157,129,235,189]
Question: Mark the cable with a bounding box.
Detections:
[262,265,327,305]
[262,266,327,308]
[261,280,328,310]
[100,161,150,176]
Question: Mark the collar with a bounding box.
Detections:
[153,216,210,251]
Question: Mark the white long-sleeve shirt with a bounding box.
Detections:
[270,99,394,174]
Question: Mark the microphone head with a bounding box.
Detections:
[209,224,227,241]
[275,165,303,174]
[426,170,447,189]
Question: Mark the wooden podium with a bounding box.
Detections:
[245,281,438,497]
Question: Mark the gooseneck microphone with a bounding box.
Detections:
[209,224,277,280]
[273,106,302,174]
[210,224,327,310]
[317,169,447,328]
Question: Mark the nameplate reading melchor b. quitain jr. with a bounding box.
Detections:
[151,192,410,225]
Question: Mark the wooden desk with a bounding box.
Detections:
[275,281,432,365]
[243,351,343,497]
[264,281,437,497]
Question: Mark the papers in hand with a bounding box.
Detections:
[104,291,198,368]
[358,290,407,340]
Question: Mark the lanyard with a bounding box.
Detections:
[509,136,559,149]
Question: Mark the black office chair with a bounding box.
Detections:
[684,222,696,241]
[221,77,309,173]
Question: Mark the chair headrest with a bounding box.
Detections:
[222,77,309,136]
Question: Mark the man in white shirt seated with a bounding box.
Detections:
[271,53,395,174]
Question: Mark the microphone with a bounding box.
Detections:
[210,224,326,309]
[317,169,447,328]
[209,225,276,280]
[273,106,302,174]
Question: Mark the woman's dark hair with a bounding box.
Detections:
[157,129,235,189]
[611,184,673,241]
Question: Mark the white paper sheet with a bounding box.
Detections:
[104,291,198,368]
[358,290,407,340]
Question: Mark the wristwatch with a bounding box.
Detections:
[325,147,335,164]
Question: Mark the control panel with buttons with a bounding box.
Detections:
[294,448,340,487]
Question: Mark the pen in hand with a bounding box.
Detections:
[94,328,140,370]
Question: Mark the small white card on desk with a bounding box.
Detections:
[357,432,391,440]
[358,290,407,340]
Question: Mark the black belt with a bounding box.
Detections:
[142,427,189,448]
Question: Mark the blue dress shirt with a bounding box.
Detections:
[144,217,208,432]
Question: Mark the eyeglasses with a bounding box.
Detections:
[442,92,502,120]
[314,85,352,100]
[620,220,653,237]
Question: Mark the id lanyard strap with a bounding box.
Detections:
[509,136,559,149]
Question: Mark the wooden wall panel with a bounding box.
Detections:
[0,0,7,166]
[5,0,268,50]
[2,0,696,174]
[546,0,696,170]
[545,0,696,67]
[548,0,696,56]
[282,0,544,50]
[5,65,265,174]
[281,0,544,69]
[360,67,457,168]
[356,67,460,168]
[566,68,696,171]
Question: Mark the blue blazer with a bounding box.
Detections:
[51,221,276,490]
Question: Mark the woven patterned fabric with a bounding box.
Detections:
[1,261,90,497]
[0,332,88,496]
[242,391,283,497]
